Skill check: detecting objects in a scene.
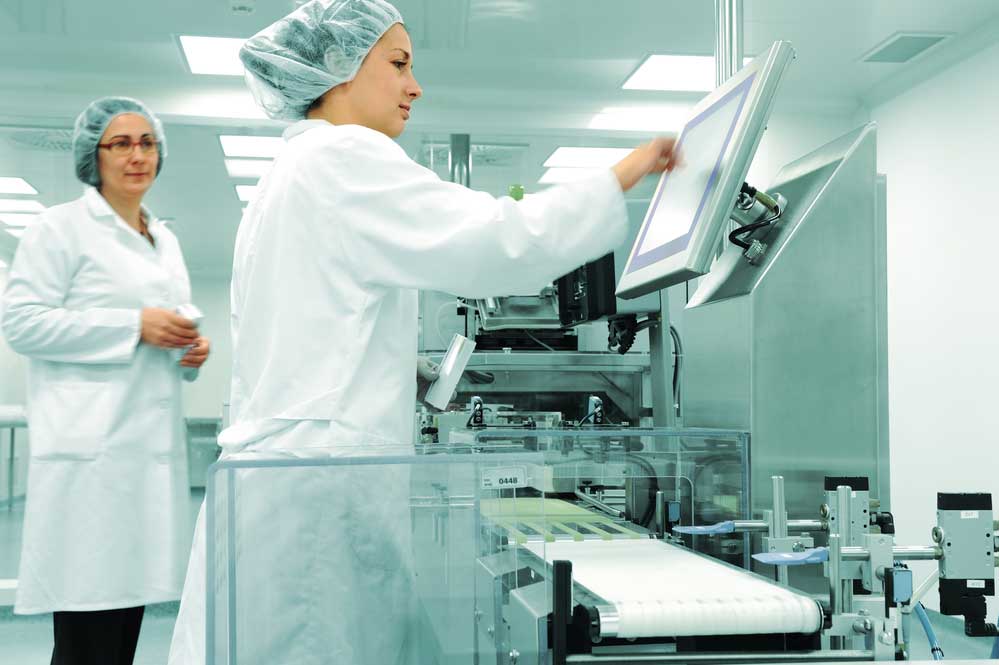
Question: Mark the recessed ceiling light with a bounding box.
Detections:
[169,91,266,120]
[623,55,754,92]
[0,213,39,227]
[235,185,258,202]
[179,36,246,76]
[219,135,284,158]
[543,147,632,169]
[538,168,606,185]
[0,177,38,195]
[225,159,273,179]
[0,199,45,213]
[624,55,716,92]
[588,106,690,132]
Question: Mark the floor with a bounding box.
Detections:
[0,490,996,663]
[0,489,204,664]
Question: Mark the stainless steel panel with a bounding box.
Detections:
[463,352,649,371]
[683,124,888,592]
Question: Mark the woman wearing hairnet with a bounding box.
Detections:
[1,97,210,665]
[169,1,680,663]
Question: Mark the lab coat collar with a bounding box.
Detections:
[283,119,331,141]
[83,186,162,233]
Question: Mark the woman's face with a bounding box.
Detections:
[342,23,423,138]
[97,113,159,199]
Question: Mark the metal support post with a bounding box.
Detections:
[836,486,855,612]
[650,292,676,427]
[829,533,843,649]
[7,428,14,512]
[772,476,789,585]
[449,134,471,187]
[714,0,744,86]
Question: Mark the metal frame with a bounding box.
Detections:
[616,40,795,299]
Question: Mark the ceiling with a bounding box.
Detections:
[0,0,997,275]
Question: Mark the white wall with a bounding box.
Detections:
[0,263,29,502]
[0,264,26,406]
[871,41,999,612]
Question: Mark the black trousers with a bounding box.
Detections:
[51,605,145,665]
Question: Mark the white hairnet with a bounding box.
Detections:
[72,96,167,188]
[239,0,404,121]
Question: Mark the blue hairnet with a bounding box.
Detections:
[239,0,403,121]
[72,97,167,188]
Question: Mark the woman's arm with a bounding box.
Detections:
[1,220,141,363]
[306,128,679,299]
[305,127,632,298]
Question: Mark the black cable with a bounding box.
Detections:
[524,329,556,352]
[669,325,682,399]
[729,205,782,250]
[571,444,659,527]
[624,453,660,527]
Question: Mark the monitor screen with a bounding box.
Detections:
[615,41,793,300]
[626,76,754,274]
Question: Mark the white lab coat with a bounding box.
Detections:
[169,119,628,664]
[1,187,195,614]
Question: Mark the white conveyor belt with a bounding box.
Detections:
[525,539,822,639]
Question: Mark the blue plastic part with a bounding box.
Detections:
[914,602,944,661]
[672,520,735,535]
[892,567,913,604]
[752,547,829,566]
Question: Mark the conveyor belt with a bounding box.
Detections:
[525,539,823,638]
[480,498,641,543]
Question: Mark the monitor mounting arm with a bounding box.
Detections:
[728,182,787,264]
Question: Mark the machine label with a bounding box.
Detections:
[961,511,980,519]
[968,580,986,589]
[482,466,527,490]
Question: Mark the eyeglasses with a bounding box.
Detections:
[97,137,160,156]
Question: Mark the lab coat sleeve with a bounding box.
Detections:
[0,219,141,364]
[318,129,629,298]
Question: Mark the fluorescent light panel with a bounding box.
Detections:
[219,135,283,158]
[0,199,44,213]
[588,106,689,132]
[179,36,246,76]
[225,159,273,179]
[0,177,38,195]
[235,185,258,202]
[544,147,632,169]
[0,213,38,227]
[538,168,605,185]
[624,55,755,91]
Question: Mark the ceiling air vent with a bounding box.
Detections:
[861,32,950,64]
[7,129,73,152]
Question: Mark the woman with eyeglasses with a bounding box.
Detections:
[0,96,210,665]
